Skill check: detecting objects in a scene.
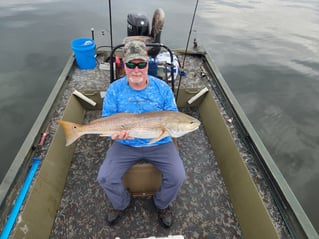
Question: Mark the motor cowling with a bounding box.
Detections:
[127,13,150,37]
[126,9,165,59]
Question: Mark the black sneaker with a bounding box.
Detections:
[158,206,173,228]
[107,195,132,226]
[106,208,123,226]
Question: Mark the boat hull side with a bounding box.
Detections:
[10,95,85,239]
[199,90,280,239]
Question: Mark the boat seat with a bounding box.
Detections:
[123,160,162,197]
[118,138,178,197]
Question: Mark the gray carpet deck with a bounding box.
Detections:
[50,108,242,239]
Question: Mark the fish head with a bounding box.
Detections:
[166,113,201,137]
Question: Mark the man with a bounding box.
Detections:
[97,40,186,228]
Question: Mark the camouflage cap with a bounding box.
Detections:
[123,40,148,63]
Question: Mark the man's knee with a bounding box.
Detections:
[97,168,115,187]
[97,171,108,186]
[168,166,186,185]
[178,167,186,184]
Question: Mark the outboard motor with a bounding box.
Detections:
[127,13,150,37]
[126,8,165,59]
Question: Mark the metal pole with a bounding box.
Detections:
[91,28,94,40]
[108,0,113,50]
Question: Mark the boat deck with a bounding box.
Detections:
[7,49,291,238]
[49,108,242,238]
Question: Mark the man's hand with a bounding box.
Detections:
[111,130,134,140]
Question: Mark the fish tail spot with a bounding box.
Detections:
[57,120,82,146]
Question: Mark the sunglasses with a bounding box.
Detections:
[125,61,148,69]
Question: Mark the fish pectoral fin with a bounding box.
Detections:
[120,125,126,130]
[148,128,168,144]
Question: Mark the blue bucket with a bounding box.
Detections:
[71,38,96,70]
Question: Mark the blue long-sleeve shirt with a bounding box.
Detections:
[102,75,178,147]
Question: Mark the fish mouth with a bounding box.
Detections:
[192,120,201,128]
[192,126,200,132]
[188,123,200,132]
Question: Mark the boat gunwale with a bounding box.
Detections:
[0,54,74,221]
[202,50,318,238]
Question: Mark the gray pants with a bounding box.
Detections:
[97,142,186,210]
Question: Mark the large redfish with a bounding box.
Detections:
[58,111,200,146]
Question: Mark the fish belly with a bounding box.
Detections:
[127,128,169,139]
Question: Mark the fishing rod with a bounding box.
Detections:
[176,0,199,100]
[108,0,113,50]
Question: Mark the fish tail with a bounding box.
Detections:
[57,120,82,146]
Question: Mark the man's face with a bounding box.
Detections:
[125,59,148,86]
